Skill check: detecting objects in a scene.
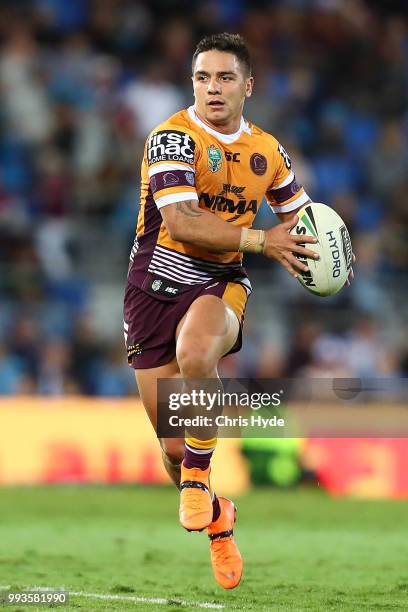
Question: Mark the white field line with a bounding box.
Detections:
[0,586,225,609]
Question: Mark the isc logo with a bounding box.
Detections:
[225,151,240,162]
[147,130,195,165]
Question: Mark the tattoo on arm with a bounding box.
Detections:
[176,201,203,218]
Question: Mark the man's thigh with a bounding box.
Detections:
[125,279,246,370]
[176,294,240,369]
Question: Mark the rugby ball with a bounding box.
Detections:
[290,202,353,297]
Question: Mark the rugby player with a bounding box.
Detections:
[124,33,351,589]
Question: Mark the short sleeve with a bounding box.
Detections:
[146,128,199,209]
[266,142,310,214]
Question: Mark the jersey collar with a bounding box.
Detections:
[188,106,251,144]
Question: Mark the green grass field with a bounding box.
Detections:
[0,486,407,611]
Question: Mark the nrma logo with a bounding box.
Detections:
[199,191,258,217]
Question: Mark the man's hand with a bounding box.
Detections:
[263,215,320,278]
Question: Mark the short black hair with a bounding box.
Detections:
[192,33,251,76]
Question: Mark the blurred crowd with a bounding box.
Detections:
[0,0,407,395]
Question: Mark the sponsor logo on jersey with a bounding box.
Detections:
[185,171,195,186]
[291,181,301,195]
[222,184,246,199]
[225,151,240,162]
[208,145,222,173]
[250,153,267,176]
[199,192,258,216]
[147,130,195,165]
[269,177,303,203]
[150,169,194,193]
[163,172,180,186]
[277,143,292,169]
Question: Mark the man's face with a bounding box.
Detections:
[192,50,253,129]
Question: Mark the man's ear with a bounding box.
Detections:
[245,76,254,98]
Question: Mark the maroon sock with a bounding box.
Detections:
[183,444,214,470]
[212,493,221,523]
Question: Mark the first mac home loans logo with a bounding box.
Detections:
[147,130,195,165]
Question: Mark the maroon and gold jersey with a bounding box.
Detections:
[128,106,308,293]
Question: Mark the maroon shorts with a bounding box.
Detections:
[123,274,248,369]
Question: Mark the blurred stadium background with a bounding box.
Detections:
[0,0,407,496]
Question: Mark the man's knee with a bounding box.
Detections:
[160,438,185,465]
[177,341,215,378]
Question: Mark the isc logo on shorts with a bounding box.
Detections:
[147,130,195,165]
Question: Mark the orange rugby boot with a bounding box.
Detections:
[207,497,243,589]
[179,464,213,531]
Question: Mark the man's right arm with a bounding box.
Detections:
[160,199,318,276]
[160,199,241,252]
